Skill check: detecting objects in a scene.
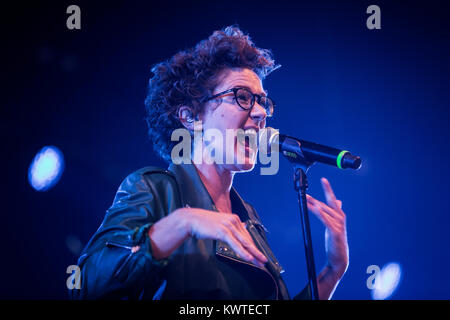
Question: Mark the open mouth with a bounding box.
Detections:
[236,128,258,154]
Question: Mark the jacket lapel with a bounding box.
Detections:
[168,162,216,211]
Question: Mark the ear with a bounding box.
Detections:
[177,106,196,131]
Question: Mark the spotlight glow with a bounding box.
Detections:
[28,146,65,191]
[371,262,402,300]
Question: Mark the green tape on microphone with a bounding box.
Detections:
[336,150,349,169]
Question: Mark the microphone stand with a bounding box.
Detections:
[293,161,319,300]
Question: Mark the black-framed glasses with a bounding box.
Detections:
[204,87,275,117]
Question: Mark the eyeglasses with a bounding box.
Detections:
[204,87,275,117]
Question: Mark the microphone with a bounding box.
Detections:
[263,127,362,170]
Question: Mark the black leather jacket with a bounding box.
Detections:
[70,162,310,300]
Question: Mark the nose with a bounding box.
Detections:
[249,101,267,123]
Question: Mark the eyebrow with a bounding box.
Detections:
[233,85,268,97]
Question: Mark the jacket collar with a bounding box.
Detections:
[167,161,251,222]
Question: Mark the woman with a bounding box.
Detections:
[71,26,349,300]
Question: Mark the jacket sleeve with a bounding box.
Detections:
[70,170,169,300]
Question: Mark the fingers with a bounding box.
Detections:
[225,214,267,263]
[221,215,267,266]
[188,209,268,267]
[232,218,268,263]
[321,177,339,210]
[306,194,342,220]
[307,196,338,228]
[306,194,347,236]
[220,229,255,262]
[221,229,266,268]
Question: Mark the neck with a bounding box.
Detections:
[193,162,234,212]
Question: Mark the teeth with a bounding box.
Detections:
[241,129,257,142]
[237,129,258,148]
[244,128,257,137]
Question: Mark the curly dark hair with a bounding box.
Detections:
[144,25,279,162]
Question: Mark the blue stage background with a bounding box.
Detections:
[2,0,450,299]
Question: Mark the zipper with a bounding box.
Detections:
[106,241,133,250]
[106,240,135,278]
[248,219,269,233]
[247,221,284,275]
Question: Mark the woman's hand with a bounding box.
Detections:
[180,207,268,267]
[149,207,267,267]
[306,177,349,278]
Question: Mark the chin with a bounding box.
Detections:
[233,161,256,173]
[219,152,257,173]
[231,149,257,173]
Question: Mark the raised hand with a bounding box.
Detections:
[306,177,349,277]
